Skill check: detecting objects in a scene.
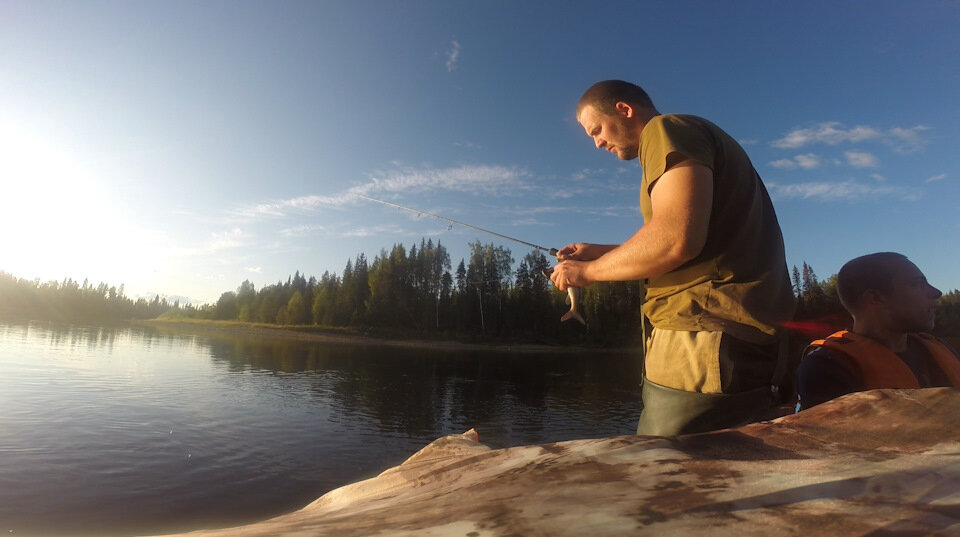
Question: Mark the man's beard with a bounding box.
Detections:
[616,146,639,160]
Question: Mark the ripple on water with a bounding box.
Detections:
[0,322,640,536]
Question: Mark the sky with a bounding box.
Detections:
[1,1,958,305]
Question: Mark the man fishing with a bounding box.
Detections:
[550,80,795,435]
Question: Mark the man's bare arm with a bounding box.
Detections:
[550,160,713,290]
[556,242,618,261]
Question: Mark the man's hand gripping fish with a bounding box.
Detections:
[543,267,586,325]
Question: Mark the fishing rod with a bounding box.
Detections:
[355,194,558,257]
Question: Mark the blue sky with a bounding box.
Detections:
[1,1,958,304]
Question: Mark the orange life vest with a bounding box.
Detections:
[807,330,960,389]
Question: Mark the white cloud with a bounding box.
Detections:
[770,158,796,169]
[207,228,247,251]
[871,174,887,182]
[888,126,929,153]
[845,151,878,168]
[234,164,530,220]
[772,123,881,148]
[567,167,637,195]
[246,267,262,274]
[445,40,461,72]
[502,205,568,216]
[280,224,325,237]
[772,122,928,152]
[926,173,947,183]
[767,180,918,202]
[342,223,414,238]
[505,202,636,219]
[794,154,821,169]
[362,164,529,196]
[769,154,821,169]
[600,204,639,218]
[510,217,551,227]
[572,168,605,181]
[232,193,353,219]
[549,181,634,200]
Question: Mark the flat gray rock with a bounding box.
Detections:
[155,388,960,536]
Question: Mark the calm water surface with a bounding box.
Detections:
[0,322,641,536]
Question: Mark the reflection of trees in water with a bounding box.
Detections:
[0,323,642,536]
[16,321,214,356]
[11,322,120,352]
[14,321,141,353]
[201,333,641,446]
[7,322,641,446]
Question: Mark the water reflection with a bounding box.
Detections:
[196,330,642,446]
[0,322,641,536]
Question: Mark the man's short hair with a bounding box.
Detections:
[837,252,910,312]
[577,80,655,116]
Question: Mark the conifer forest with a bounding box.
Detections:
[3,238,959,346]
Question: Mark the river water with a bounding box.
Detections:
[0,321,641,536]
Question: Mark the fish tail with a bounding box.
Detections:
[561,310,586,325]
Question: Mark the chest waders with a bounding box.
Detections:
[636,377,781,436]
[635,280,789,436]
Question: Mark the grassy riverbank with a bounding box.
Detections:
[136,318,960,356]
[136,318,625,353]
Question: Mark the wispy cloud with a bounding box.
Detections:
[232,193,353,219]
[888,127,929,153]
[845,151,878,168]
[549,182,635,200]
[246,267,262,274]
[772,123,880,148]
[503,203,637,219]
[502,205,568,216]
[207,228,248,251]
[343,223,422,238]
[510,217,552,227]
[767,180,919,202]
[926,173,947,183]
[445,40,461,72]
[564,167,637,197]
[571,167,617,181]
[871,174,887,182]
[770,154,821,170]
[234,164,530,219]
[280,224,326,237]
[772,122,929,152]
[362,164,529,196]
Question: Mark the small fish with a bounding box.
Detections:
[561,286,586,325]
[543,268,586,325]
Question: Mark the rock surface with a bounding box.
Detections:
[156,389,960,536]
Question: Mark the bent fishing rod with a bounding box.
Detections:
[355,194,558,257]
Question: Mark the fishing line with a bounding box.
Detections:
[355,194,558,257]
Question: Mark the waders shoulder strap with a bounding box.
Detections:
[639,279,647,388]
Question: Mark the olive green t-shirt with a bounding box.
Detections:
[638,114,795,343]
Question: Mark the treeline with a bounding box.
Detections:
[792,262,845,323]
[0,272,195,322]
[3,246,959,343]
[206,239,643,346]
[200,243,960,342]
[790,262,960,338]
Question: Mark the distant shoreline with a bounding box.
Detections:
[137,318,634,354]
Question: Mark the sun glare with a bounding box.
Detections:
[0,119,135,285]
